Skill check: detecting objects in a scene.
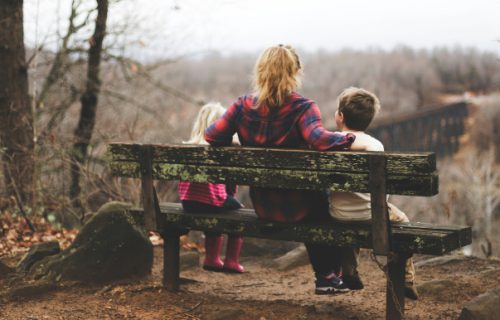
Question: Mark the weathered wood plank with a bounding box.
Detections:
[139,146,158,231]
[108,143,436,175]
[111,161,438,196]
[386,252,407,320]
[163,231,180,291]
[369,154,392,255]
[130,203,472,255]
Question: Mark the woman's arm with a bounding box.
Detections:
[298,103,355,151]
[204,99,241,146]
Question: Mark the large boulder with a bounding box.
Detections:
[270,245,309,271]
[459,288,500,320]
[241,238,299,257]
[29,202,153,283]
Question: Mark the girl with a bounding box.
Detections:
[178,102,245,273]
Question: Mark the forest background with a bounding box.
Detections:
[1,0,499,259]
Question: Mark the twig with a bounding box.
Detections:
[11,183,36,233]
[183,301,203,314]
[173,301,203,318]
[234,282,266,288]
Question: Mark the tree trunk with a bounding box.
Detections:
[0,0,34,205]
[70,0,108,213]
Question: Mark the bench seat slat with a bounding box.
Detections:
[130,203,471,255]
[111,162,438,196]
[109,143,436,175]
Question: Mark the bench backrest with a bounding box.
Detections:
[108,143,438,196]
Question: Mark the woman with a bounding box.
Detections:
[205,45,355,294]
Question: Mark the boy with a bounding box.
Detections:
[330,87,418,300]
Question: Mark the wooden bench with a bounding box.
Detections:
[108,143,471,320]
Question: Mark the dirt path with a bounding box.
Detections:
[1,248,500,319]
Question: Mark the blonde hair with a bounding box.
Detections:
[184,102,226,145]
[337,87,381,131]
[253,45,302,108]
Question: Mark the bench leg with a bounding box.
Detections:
[163,231,180,291]
[386,252,407,320]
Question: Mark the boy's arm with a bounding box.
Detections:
[349,134,384,152]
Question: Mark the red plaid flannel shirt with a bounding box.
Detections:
[205,92,355,222]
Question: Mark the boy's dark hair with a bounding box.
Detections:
[337,87,381,131]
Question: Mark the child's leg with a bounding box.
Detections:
[388,203,418,299]
[387,203,410,223]
[218,196,245,273]
[182,200,223,213]
[405,258,416,283]
[223,234,244,273]
[388,203,415,281]
[341,247,360,276]
[203,232,224,271]
[341,247,364,290]
[222,195,243,210]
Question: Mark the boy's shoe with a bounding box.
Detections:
[342,274,364,290]
[404,281,419,300]
[315,273,349,295]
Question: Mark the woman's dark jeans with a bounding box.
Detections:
[303,191,342,277]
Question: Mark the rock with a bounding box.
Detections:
[271,245,309,271]
[203,308,245,320]
[16,241,61,273]
[415,255,468,268]
[459,288,500,320]
[29,201,153,283]
[416,279,459,301]
[180,251,200,269]
[241,238,299,257]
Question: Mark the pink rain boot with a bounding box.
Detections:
[223,235,245,273]
[203,235,224,271]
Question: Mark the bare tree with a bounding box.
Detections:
[0,0,35,205]
[70,0,109,213]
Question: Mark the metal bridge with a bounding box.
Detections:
[368,102,469,158]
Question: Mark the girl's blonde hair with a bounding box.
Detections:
[184,102,226,145]
[253,45,302,108]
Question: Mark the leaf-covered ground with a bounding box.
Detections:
[0,209,77,257]
[2,244,500,320]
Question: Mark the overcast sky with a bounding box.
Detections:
[24,0,500,59]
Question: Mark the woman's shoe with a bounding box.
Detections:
[223,235,245,273]
[203,235,224,271]
[315,273,349,295]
